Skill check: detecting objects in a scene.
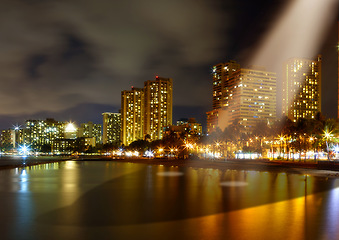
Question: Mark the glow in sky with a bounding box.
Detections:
[250,0,338,70]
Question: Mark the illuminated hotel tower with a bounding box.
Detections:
[24,118,65,150]
[227,67,276,130]
[144,76,173,140]
[206,61,240,133]
[212,61,240,109]
[282,56,322,122]
[78,121,102,145]
[102,112,121,145]
[207,61,276,133]
[121,87,144,146]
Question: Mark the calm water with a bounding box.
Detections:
[0,160,339,240]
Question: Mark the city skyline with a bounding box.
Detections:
[0,0,338,130]
[1,1,339,238]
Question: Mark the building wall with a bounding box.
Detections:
[212,61,240,110]
[282,56,321,122]
[121,88,144,146]
[206,109,220,133]
[1,129,15,150]
[144,76,173,140]
[24,118,65,150]
[78,121,102,145]
[236,68,276,130]
[102,112,121,145]
[207,61,277,133]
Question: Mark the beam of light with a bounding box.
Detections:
[249,0,338,117]
[250,0,338,70]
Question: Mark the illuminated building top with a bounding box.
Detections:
[282,56,321,122]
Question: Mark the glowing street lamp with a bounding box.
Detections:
[323,129,332,160]
[278,134,285,158]
[19,144,30,157]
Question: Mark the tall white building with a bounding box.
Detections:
[207,61,277,133]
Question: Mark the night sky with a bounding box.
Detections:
[0,0,338,130]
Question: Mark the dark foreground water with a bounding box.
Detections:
[0,160,339,240]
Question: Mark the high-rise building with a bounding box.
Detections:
[0,129,15,151]
[227,67,277,129]
[207,61,241,133]
[206,109,221,133]
[0,126,25,151]
[78,121,102,145]
[207,61,277,133]
[121,87,144,146]
[282,56,322,122]
[24,118,65,150]
[102,112,121,145]
[212,61,240,110]
[144,76,173,140]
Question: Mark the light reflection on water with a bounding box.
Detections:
[0,161,339,239]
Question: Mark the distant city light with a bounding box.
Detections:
[65,122,77,133]
[12,124,21,131]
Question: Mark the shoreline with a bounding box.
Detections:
[109,157,339,177]
[112,158,339,178]
[1,156,339,177]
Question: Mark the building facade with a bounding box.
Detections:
[228,67,277,130]
[207,61,277,133]
[24,118,65,151]
[144,76,173,140]
[212,61,240,110]
[78,121,102,145]
[282,56,322,122]
[121,87,144,146]
[102,112,121,145]
[176,118,203,136]
[0,129,15,151]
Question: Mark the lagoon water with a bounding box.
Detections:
[0,160,339,240]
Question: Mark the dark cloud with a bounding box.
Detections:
[0,0,229,120]
[0,0,338,129]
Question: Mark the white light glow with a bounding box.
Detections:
[251,0,338,70]
[18,144,30,156]
[145,150,154,157]
[65,122,77,133]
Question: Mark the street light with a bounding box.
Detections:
[323,129,332,160]
[278,134,285,159]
